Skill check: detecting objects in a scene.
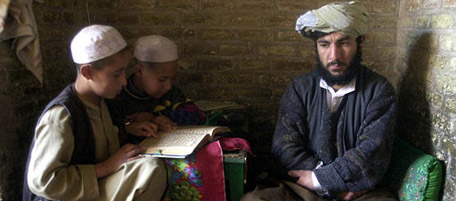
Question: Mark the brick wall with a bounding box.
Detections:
[0,2,86,200]
[396,0,456,199]
[1,0,454,200]
[0,41,48,200]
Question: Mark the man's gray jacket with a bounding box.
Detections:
[272,65,397,197]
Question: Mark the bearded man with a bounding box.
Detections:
[241,2,397,201]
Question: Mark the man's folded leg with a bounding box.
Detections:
[353,187,397,201]
[241,179,327,201]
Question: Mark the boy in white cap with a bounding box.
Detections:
[23,25,166,201]
[106,35,205,144]
[242,2,397,201]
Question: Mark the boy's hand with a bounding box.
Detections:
[126,112,155,122]
[95,143,145,178]
[125,121,159,138]
[153,115,177,132]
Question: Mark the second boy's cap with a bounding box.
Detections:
[71,24,127,64]
[134,35,178,63]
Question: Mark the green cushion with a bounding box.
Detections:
[385,138,442,201]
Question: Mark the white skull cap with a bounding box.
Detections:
[134,35,178,63]
[71,24,127,64]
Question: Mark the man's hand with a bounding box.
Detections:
[288,170,315,191]
[337,190,368,201]
[126,112,155,122]
[153,115,177,132]
[125,121,159,138]
[95,143,146,178]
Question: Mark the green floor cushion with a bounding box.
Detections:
[385,138,443,201]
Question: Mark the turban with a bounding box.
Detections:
[71,24,127,64]
[134,35,178,63]
[295,1,369,38]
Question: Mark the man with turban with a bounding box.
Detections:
[242,2,397,201]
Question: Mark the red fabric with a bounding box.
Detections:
[163,141,226,201]
[220,137,253,155]
[162,137,252,201]
[196,141,226,201]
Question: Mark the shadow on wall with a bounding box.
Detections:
[396,32,446,198]
[397,32,432,152]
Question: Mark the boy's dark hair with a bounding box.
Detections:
[75,46,131,72]
[135,59,176,72]
[135,60,152,69]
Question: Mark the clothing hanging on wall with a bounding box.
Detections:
[0,0,43,84]
[0,0,10,33]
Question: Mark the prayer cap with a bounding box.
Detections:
[71,24,127,64]
[295,1,369,38]
[134,35,178,63]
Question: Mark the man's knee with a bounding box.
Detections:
[240,191,262,201]
[353,187,398,201]
[240,181,303,201]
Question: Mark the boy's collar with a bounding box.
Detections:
[124,75,152,100]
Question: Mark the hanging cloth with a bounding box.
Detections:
[0,0,43,84]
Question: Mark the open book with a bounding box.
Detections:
[140,125,231,158]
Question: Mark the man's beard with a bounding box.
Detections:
[316,48,362,86]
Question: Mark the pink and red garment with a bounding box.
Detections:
[162,137,251,201]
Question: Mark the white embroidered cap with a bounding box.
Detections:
[71,24,127,64]
[134,35,178,63]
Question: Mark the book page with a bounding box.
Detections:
[141,133,208,157]
[166,125,229,137]
[140,126,230,158]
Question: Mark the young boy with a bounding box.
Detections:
[23,25,166,201]
[106,35,205,144]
